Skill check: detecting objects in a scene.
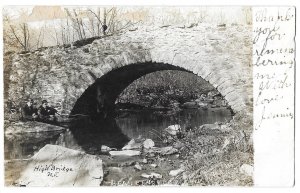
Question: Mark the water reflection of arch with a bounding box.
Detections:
[67,116,130,154]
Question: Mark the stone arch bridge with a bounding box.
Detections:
[5,24,252,119]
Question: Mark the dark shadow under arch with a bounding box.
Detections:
[71,62,190,117]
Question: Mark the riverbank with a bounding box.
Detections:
[117,81,230,112]
[102,119,253,186]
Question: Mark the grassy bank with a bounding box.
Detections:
[161,118,253,186]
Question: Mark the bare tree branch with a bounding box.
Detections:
[9,24,27,51]
[36,26,44,49]
[87,8,104,26]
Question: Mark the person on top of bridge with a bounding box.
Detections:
[22,98,38,121]
[37,100,58,123]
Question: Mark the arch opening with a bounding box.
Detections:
[70,62,233,118]
[68,62,234,152]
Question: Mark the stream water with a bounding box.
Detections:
[4,107,232,160]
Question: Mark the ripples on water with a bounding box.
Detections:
[5,108,232,160]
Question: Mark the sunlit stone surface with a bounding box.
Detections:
[16,144,103,187]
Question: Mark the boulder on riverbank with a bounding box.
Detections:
[5,121,65,135]
[4,121,66,144]
[143,139,155,149]
[122,139,142,150]
[16,144,103,187]
[165,125,181,135]
[122,138,155,150]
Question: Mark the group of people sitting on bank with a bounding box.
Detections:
[22,99,59,123]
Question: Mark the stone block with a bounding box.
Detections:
[16,144,103,187]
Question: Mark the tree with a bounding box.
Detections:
[87,7,139,36]
[61,7,140,44]
[8,22,46,52]
[3,8,46,52]
[64,8,87,40]
[3,13,22,52]
[9,23,30,51]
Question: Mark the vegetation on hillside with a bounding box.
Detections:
[117,70,216,108]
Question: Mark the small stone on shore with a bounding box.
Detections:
[143,139,155,149]
[141,172,162,179]
[109,150,141,157]
[169,168,184,176]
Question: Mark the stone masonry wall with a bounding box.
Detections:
[5,24,252,118]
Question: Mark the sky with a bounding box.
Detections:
[3,6,251,26]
